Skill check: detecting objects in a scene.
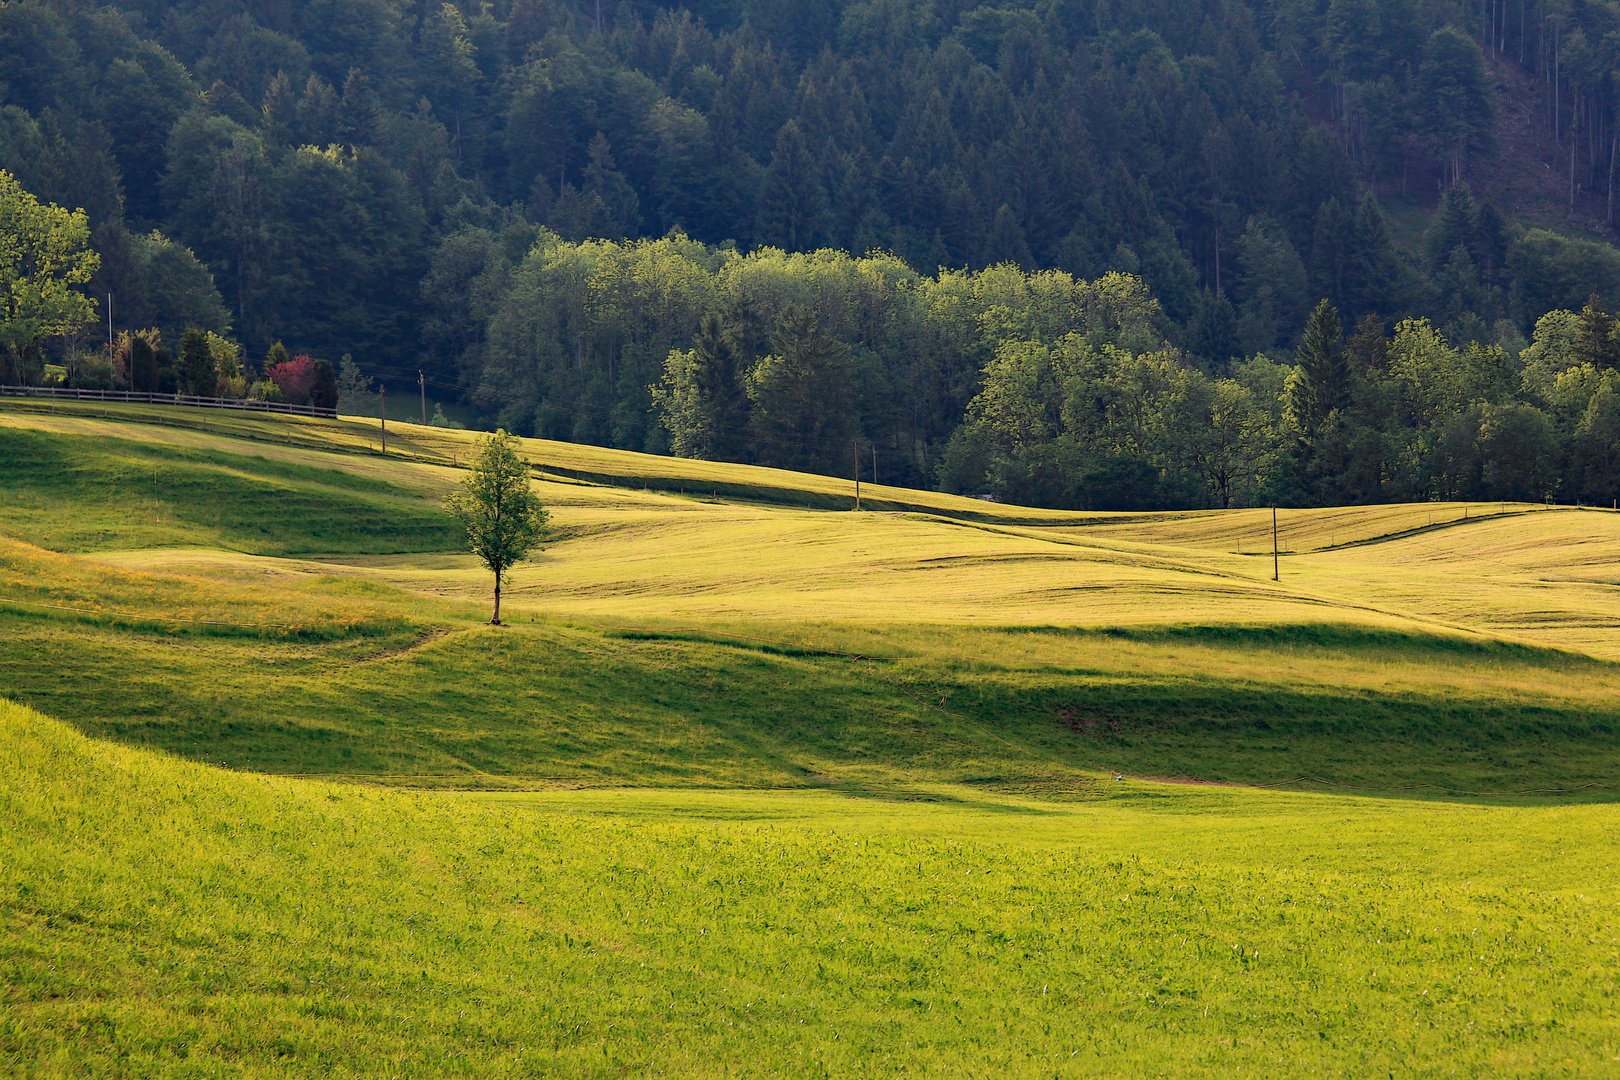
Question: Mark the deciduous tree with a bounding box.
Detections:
[0,169,99,379]
[444,430,549,625]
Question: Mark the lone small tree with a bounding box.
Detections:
[444,430,548,625]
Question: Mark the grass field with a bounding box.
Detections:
[3,400,1620,1075]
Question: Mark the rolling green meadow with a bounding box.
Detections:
[3,400,1620,1076]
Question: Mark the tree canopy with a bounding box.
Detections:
[444,429,549,625]
[0,168,98,372]
[10,0,1620,509]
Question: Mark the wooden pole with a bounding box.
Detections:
[380,387,386,453]
[1272,506,1279,582]
[419,370,427,426]
[854,439,861,511]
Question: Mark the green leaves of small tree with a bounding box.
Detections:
[443,430,549,625]
[0,169,100,380]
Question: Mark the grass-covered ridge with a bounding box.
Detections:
[6,406,1620,1075]
[0,424,461,554]
[4,404,1620,794]
[5,698,1617,1078]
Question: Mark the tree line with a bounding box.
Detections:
[7,0,1620,507]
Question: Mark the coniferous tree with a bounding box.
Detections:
[336,69,381,147]
[757,122,829,251]
[260,71,297,146]
[177,327,215,395]
[1574,295,1619,370]
[1416,28,1495,186]
[581,134,641,239]
[653,312,750,460]
[981,204,1033,269]
[310,358,338,412]
[1233,216,1309,354]
[1291,299,1348,438]
[746,305,853,473]
[1427,185,1478,269]
[298,75,340,146]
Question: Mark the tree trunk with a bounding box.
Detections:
[491,575,502,625]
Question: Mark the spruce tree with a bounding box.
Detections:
[757,122,829,251]
[336,68,380,147]
[260,71,297,146]
[177,328,215,396]
[1427,184,1478,269]
[1574,295,1619,370]
[1296,299,1348,431]
[693,313,749,459]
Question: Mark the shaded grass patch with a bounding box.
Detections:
[0,426,461,554]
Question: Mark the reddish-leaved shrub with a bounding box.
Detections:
[267,355,318,405]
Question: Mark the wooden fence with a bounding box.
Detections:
[0,385,337,418]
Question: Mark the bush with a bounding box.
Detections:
[69,354,114,390]
[267,355,318,404]
[247,377,285,403]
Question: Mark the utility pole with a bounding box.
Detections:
[853,439,861,511]
[380,387,387,454]
[1272,506,1279,582]
[419,370,427,426]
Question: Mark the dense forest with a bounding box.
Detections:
[7,0,1620,506]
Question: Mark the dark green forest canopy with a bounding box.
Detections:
[8,0,1620,506]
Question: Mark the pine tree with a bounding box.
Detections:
[1471,200,1509,286]
[1294,299,1348,433]
[1309,198,1356,317]
[757,122,829,251]
[260,71,298,146]
[582,134,641,239]
[177,327,215,396]
[310,358,338,412]
[1347,192,1403,320]
[694,313,749,459]
[1574,295,1619,370]
[981,204,1033,269]
[653,313,750,460]
[1187,291,1241,367]
[1427,184,1477,269]
[1345,314,1389,375]
[298,74,340,146]
[1417,28,1495,186]
[1233,215,1308,354]
[746,305,853,473]
[337,68,380,147]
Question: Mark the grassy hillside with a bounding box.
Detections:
[5,698,1617,1078]
[5,403,1620,1075]
[0,423,460,554]
[6,401,1620,795]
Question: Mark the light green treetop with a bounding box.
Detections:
[0,169,100,350]
[443,430,549,625]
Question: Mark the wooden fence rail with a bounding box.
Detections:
[0,385,337,418]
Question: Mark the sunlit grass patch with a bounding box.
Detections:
[3,699,1617,1078]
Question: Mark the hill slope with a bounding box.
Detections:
[4,402,1620,797]
[6,404,1620,1077]
[5,696,1618,1078]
